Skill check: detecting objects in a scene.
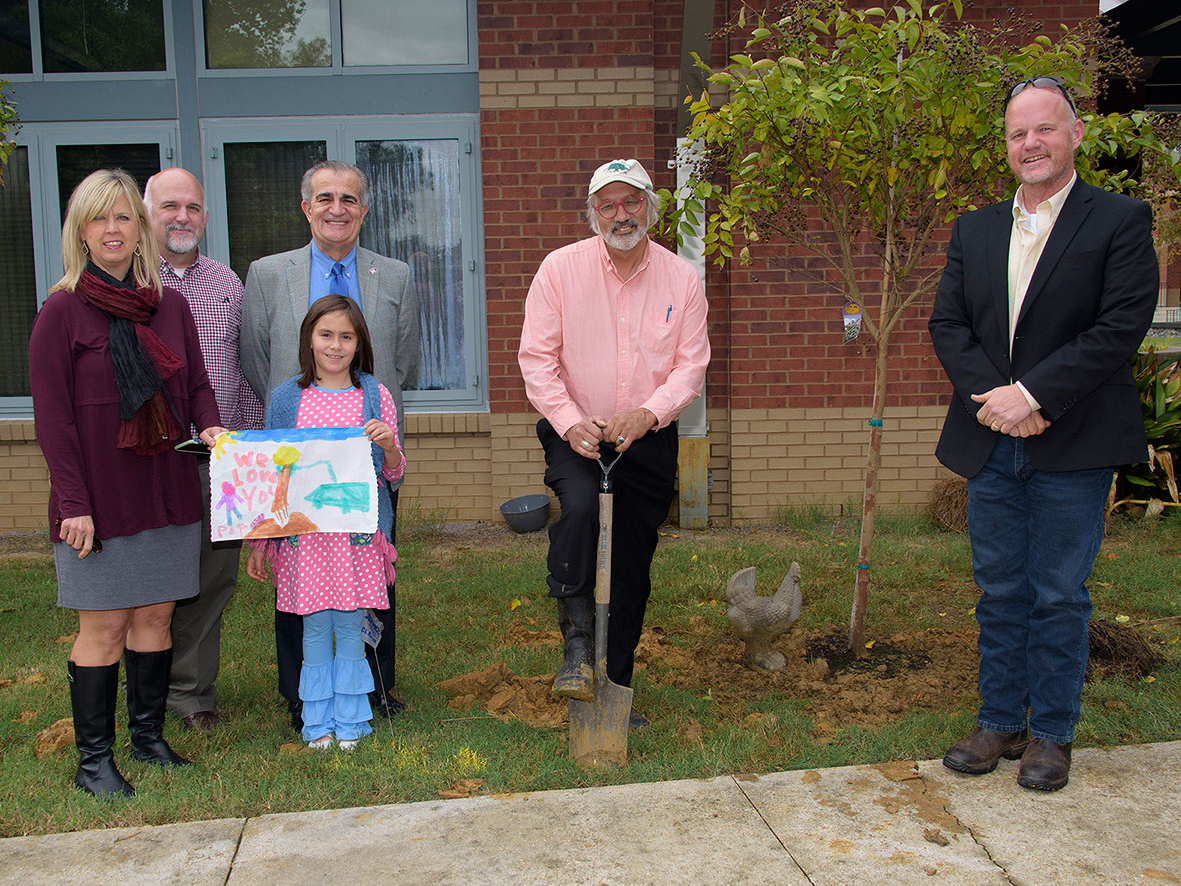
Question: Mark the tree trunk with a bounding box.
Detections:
[849,330,891,652]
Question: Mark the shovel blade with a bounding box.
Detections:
[567,679,633,767]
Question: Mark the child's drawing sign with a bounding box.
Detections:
[208,428,377,541]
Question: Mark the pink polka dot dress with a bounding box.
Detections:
[266,384,405,616]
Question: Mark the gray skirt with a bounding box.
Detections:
[55,522,201,610]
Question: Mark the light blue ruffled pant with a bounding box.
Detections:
[300,609,374,742]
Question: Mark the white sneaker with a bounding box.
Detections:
[308,734,334,750]
[337,738,360,751]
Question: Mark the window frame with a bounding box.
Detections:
[200,114,488,413]
[194,0,476,77]
[2,121,178,418]
[2,0,175,81]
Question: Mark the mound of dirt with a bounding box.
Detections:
[1088,619,1165,681]
[437,661,566,728]
[437,619,981,734]
[436,615,1168,735]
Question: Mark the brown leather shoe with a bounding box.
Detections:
[181,710,220,735]
[942,727,1029,775]
[1017,738,1072,791]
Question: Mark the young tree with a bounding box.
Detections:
[671,0,1181,651]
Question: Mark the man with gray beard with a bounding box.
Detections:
[144,168,264,734]
[518,159,710,726]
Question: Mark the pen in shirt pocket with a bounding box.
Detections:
[665,304,672,323]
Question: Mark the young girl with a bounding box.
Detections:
[246,295,405,750]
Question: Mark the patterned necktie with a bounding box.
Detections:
[329,262,346,293]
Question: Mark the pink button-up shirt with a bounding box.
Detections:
[519,236,710,438]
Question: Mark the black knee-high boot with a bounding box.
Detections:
[68,660,135,798]
[552,595,594,701]
[124,648,191,767]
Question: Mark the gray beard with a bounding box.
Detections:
[600,220,647,252]
[165,228,200,255]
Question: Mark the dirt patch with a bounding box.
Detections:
[436,616,1166,734]
[1088,619,1164,681]
[437,618,981,733]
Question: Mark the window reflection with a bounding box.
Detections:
[204,0,331,69]
[39,0,166,73]
[341,0,467,66]
[357,140,465,391]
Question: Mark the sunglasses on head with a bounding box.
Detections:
[1006,76,1077,115]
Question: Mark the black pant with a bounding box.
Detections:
[276,488,399,707]
[538,419,678,687]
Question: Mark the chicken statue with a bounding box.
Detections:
[725,562,802,671]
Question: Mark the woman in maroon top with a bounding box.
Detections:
[29,169,225,799]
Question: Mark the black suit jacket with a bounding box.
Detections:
[929,178,1158,479]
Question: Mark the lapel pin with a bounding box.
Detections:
[368,267,377,275]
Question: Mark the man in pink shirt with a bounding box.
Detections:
[518,159,710,726]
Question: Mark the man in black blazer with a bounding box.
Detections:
[929,77,1158,791]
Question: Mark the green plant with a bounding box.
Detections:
[667,0,1181,650]
[1111,349,1181,514]
[0,80,19,187]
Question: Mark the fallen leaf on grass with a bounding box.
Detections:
[53,634,76,645]
[438,778,485,799]
[20,673,46,684]
[15,710,37,722]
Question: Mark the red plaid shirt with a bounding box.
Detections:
[161,252,265,432]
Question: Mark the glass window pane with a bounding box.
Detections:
[39,0,166,73]
[204,0,331,69]
[56,144,160,224]
[1,0,33,73]
[342,0,467,66]
[223,140,327,281]
[357,139,465,391]
[1,146,35,397]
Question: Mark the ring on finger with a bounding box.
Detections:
[580,440,591,449]
[616,435,626,445]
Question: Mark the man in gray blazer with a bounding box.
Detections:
[241,159,419,727]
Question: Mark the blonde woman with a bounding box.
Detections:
[29,169,225,798]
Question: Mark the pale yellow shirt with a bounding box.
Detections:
[1007,171,1076,410]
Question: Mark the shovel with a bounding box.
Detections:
[568,448,633,766]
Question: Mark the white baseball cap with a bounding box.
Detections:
[588,159,653,195]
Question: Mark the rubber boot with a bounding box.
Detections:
[124,648,192,767]
[552,595,594,701]
[68,660,135,798]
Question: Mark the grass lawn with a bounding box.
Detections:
[1,508,1178,837]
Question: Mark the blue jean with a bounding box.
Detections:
[966,436,1111,744]
[299,609,374,742]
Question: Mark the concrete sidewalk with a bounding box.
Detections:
[3,741,1179,886]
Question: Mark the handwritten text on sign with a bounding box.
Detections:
[208,428,377,541]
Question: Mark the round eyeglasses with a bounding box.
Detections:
[594,194,646,219]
